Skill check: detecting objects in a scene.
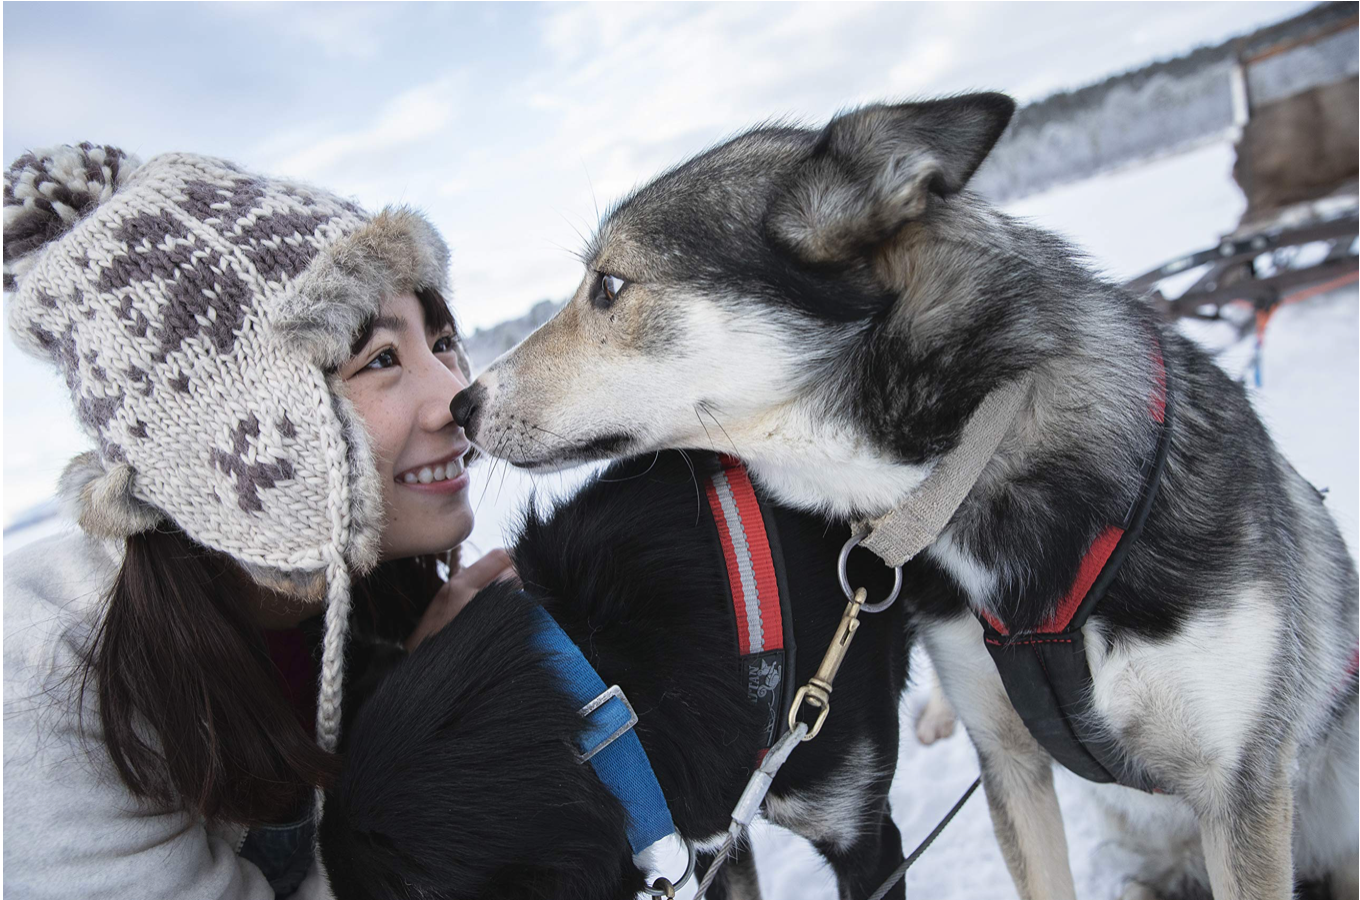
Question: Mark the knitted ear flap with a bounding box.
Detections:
[57,452,162,538]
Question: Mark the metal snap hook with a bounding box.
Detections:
[838,531,902,613]
[642,838,696,897]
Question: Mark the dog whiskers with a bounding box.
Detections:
[475,433,512,515]
[699,400,741,459]
[529,422,572,444]
[597,451,661,483]
[676,449,702,526]
[694,404,717,452]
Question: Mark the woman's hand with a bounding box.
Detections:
[404,549,518,652]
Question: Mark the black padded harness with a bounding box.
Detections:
[980,336,1172,792]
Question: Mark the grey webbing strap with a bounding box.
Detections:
[856,375,1033,567]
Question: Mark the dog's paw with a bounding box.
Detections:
[914,689,957,745]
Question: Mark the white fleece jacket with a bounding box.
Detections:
[3,530,333,899]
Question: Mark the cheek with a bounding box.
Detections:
[349,385,408,476]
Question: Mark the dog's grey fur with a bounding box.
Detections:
[455,93,1359,899]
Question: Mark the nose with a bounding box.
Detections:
[450,382,485,431]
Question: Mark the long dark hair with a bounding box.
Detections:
[78,287,464,825]
[80,527,446,825]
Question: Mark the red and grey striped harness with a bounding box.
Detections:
[703,456,798,761]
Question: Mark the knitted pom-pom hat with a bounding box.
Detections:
[4,143,458,752]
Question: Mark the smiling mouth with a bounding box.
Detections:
[397,452,469,485]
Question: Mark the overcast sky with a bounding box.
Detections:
[4,1,1312,330]
[1,1,1315,523]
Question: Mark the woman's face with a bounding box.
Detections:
[339,291,474,560]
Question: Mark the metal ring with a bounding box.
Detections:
[838,531,902,613]
[642,837,696,896]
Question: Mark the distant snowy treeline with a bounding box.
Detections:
[973,1,1356,202]
[462,298,564,370]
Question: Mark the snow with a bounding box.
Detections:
[4,139,1355,898]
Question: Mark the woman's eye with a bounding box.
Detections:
[594,273,627,309]
[432,333,457,354]
[363,348,399,371]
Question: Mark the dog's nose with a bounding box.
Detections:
[450,382,485,430]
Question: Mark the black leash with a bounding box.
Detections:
[864,776,981,900]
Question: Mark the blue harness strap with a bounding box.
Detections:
[530,606,675,854]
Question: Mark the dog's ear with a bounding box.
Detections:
[768,92,1015,264]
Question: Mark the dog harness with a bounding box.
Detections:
[978,338,1173,792]
[527,456,799,857]
[704,456,799,761]
[531,606,677,854]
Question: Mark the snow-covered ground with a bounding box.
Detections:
[4,140,1356,898]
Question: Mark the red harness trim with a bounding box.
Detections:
[983,340,1169,639]
[706,456,785,655]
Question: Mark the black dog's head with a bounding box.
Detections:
[319,586,645,900]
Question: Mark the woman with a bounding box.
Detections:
[3,143,512,898]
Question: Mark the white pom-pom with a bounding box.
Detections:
[3,143,140,290]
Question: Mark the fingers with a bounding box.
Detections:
[459,548,515,589]
[405,550,519,652]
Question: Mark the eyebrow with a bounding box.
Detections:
[368,315,409,336]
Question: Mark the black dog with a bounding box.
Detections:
[320,450,912,899]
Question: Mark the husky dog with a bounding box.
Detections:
[451,93,1359,899]
[320,451,909,899]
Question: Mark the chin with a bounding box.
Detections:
[381,505,475,561]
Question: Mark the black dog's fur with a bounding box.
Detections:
[320,450,910,899]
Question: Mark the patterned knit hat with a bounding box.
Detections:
[3,143,463,751]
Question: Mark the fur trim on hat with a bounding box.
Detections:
[330,385,386,576]
[280,206,452,369]
[58,452,162,538]
[240,560,328,603]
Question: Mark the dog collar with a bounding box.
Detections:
[704,455,799,761]
[530,606,675,854]
[854,374,1034,568]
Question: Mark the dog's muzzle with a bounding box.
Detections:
[450,382,485,434]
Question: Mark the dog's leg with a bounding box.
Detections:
[1294,699,1359,900]
[693,838,761,900]
[1325,854,1358,900]
[922,614,1077,900]
[914,672,957,745]
[763,731,903,900]
[811,807,905,900]
[1194,744,1295,900]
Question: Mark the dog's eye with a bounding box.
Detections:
[594,273,627,309]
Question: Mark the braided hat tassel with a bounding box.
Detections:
[315,548,354,752]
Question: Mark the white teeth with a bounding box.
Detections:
[401,455,467,485]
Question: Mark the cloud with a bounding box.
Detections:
[261,73,463,178]
[214,2,394,61]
